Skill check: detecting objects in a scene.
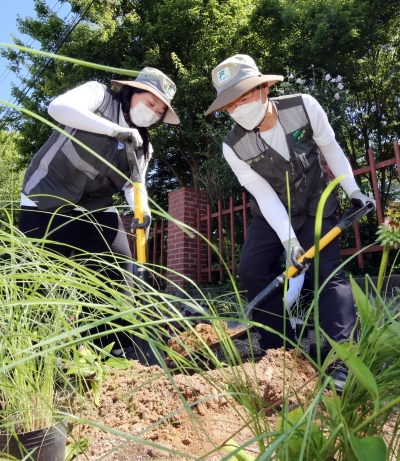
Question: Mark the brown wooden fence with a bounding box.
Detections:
[141,140,399,287]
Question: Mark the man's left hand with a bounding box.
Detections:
[350,191,376,211]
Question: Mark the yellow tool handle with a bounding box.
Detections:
[284,225,342,279]
[133,181,147,263]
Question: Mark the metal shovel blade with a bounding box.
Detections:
[205,320,250,350]
[209,276,286,347]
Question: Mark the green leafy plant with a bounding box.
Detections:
[65,343,133,407]
[64,437,91,461]
[275,406,327,460]
[375,216,400,316]
[221,439,256,461]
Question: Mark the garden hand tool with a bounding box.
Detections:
[125,140,163,366]
[208,201,376,348]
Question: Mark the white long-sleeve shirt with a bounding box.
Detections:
[47,81,123,136]
[223,94,360,244]
[21,81,151,214]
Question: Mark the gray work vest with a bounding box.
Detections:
[224,94,338,230]
[22,85,131,211]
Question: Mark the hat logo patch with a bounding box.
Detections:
[165,85,175,99]
[217,67,231,84]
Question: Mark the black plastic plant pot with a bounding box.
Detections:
[0,420,67,461]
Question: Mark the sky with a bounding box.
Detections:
[0,0,70,105]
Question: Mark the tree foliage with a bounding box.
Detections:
[0,0,399,214]
[252,0,400,214]
[1,0,253,209]
[0,131,25,225]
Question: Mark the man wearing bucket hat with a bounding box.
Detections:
[19,67,180,361]
[205,54,375,393]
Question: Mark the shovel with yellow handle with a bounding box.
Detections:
[126,141,150,282]
[207,201,376,347]
[131,170,149,283]
[126,140,164,366]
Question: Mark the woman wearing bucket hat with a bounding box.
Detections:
[205,54,375,393]
[18,67,180,361]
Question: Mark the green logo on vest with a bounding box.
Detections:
[293,129,306,144]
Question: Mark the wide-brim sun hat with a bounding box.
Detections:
[205,54,284,115]
[112,67,180,125]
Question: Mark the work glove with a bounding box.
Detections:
[349,190,376,211]
[286,239,312,277]
[111,126,143,149]
[131,212,151,233]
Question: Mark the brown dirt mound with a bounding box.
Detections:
[167,322,243,354]
[69,348,318,460]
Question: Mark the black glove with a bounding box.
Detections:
[131,214,151,232]
[350,191,376,211]
[290,244,311,277]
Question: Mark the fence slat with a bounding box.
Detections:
[160,220,165,279]
[197,207,201,284]
[207,203,212,283]
[218,201,224,282]
[229,196,235,277]
[152,221,158,267]
[367,148,384,225]
[242,192,248,241]
[393,140,400,181]
[353,221,364,268]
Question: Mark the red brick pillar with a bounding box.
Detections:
[167,187,207,289]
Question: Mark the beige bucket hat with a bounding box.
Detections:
[205,55,283,115]
[112,67,180,125]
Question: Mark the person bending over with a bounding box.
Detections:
[205,54,375,392]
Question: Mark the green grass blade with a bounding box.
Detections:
[350,275,374,331]
[0,43,141,77]
[312,175,344,367]
[325,337,379,411]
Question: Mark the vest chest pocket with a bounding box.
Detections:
[298,152,310,171]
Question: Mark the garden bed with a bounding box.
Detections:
[69,346,318,460]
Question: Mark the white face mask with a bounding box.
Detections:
[230,89,268,130]
[130,101,160,127]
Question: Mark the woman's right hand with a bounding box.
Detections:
[111,126,143,148]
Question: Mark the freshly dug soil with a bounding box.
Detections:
[69,346,318,460]
[167,322,243,354]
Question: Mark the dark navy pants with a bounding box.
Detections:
[238,214,356,350]
[19,206,136,349]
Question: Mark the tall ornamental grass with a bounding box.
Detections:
[1,192,399,459]
[0,43,398,460]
